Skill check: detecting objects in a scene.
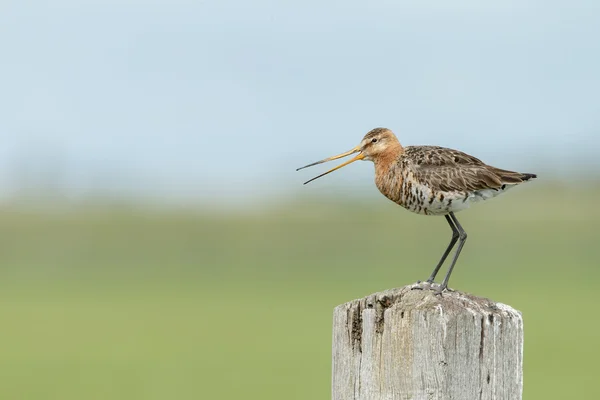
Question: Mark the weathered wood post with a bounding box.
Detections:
[332,284,523,400]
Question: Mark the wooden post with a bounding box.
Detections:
[332,284,523,400]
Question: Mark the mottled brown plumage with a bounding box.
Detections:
[297,127,537,292]
[373,139,535,216]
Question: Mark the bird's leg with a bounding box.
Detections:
[425,214,460,284]
[437,212,468,293]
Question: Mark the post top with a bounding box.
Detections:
[335,283,521,320]
[332,283,524,400]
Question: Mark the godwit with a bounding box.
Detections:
[297,127,536,292]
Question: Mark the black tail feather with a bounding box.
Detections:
[520,173,537,181]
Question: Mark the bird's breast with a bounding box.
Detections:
[375,167,471,216]
[374,163,405,205]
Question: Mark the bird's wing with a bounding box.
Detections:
[405,146,509,192]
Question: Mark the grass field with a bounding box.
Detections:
[0,183,598,399]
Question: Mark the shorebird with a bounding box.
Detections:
[297,127,536,292]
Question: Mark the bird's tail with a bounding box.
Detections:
[519,173,537,181]
[492,168,537,184]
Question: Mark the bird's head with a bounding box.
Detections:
[296,127,401,184]
[358,127,399,161]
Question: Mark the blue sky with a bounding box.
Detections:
[1,1,599,205]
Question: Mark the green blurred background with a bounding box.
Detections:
[3,1,600,399]
[0,183,598,399]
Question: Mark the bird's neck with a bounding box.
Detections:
[373,142,405,204]
[374,142,404,171]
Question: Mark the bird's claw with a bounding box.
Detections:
[434,285,451,296]
[412,281,449,295]
[411,281,434,291]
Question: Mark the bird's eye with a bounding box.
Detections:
[371,138,378,143]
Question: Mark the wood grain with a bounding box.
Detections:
[332,284,523,400]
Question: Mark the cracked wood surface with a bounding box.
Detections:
[332,284,523,400]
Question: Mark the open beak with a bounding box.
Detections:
[296,146,364,184]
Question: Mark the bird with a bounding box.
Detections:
[296,127,536,293]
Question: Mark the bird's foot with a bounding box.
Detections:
[411,281,435,291]
[434,284,452,296]
[412,281,450,295]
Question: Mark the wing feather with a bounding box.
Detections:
[404,146,532,192]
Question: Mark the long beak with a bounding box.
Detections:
[296,146,364,185]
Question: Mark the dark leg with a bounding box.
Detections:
[425,215,460,283]
[438,212,468,292]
